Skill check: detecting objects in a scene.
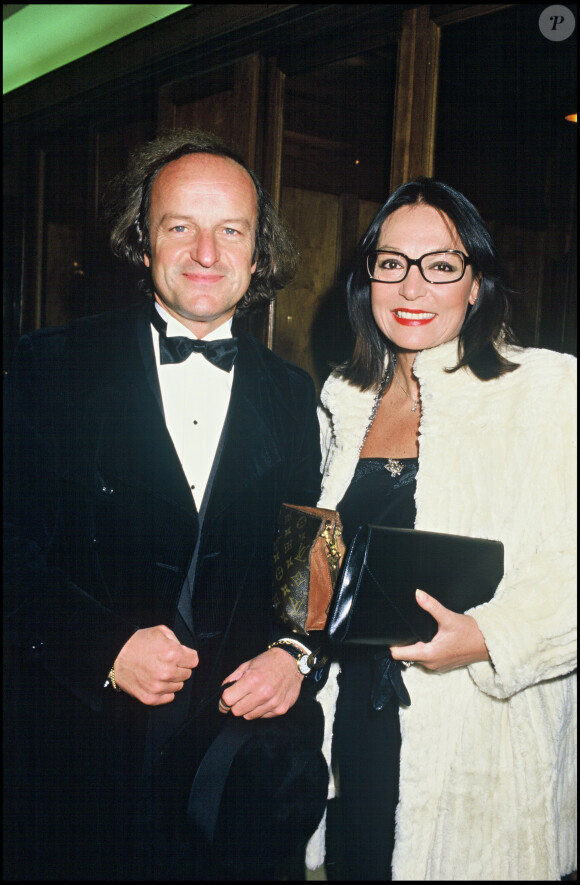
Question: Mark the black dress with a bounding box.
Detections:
[327,457,417,881]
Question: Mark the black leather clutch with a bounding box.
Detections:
[327,524,504,646]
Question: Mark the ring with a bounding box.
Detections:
[402,661,414,668]
[218,697,231,712]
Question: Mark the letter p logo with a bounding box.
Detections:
[539,5,576,40]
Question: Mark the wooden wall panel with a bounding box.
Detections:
[272,193,383,390]
[172,91,235,136]
[157,55,261,166]
[43,223,86,328]
[358,199,382,242]
[274,187,342,388]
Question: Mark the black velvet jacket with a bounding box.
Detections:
[3,300,321,878]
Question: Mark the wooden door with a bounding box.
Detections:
[272,47,398,391]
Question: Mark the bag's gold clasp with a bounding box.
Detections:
[322,519,342,585]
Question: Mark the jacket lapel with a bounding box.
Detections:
[201,332,284,529]
[95,303,196,520]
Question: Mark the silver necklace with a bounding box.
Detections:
[361,362,406,478]
[393,368,420,412]
[362,365,391,447]
[362,357,417,478]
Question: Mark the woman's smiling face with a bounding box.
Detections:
[370,203,480,356]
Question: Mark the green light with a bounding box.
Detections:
[3,4,191,95]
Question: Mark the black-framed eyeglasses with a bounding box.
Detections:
[367,250,472,284]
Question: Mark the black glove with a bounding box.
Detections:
[371,650,411,710]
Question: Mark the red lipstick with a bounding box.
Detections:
[392,309,436,326]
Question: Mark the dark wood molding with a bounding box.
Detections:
[390,5,440,188]
[430,4,513,27]
[261,59,286,349]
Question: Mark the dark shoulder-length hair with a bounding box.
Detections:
[106,129,297,312]
[342,177,520,390]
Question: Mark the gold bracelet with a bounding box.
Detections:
[108,663,121,692]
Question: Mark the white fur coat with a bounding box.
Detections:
[309,340,577,880]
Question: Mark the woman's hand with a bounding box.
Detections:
[390,589,490,673]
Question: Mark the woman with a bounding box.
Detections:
[310,178,576,880]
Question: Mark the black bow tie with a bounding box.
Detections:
[150,306,238,372]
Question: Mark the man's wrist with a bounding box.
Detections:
[104,661,122,691]
[268,638,327,677]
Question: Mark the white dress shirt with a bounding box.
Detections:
[151,302,234,509]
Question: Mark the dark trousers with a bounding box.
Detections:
[328,651,401,881]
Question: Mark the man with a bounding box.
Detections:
[4,131,324,880]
